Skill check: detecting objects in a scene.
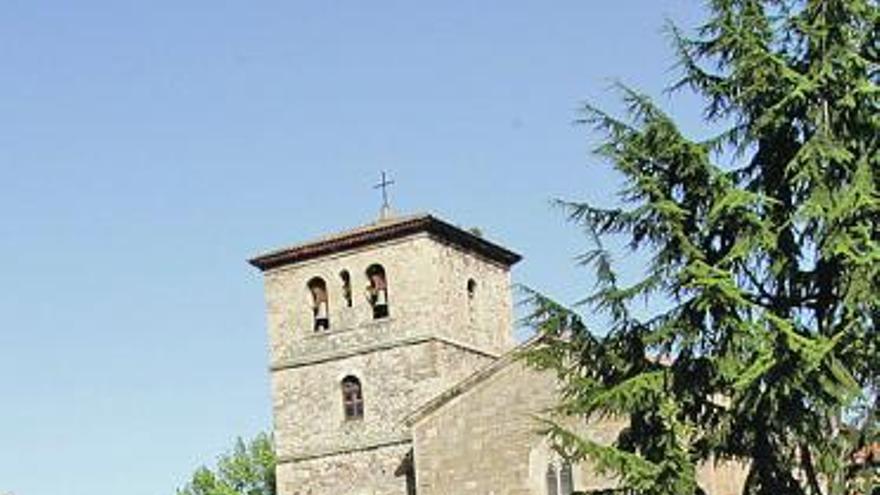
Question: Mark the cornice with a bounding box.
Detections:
[270,334,500,371]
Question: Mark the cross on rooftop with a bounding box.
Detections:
[373,171,395,219]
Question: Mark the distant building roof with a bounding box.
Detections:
[852,442,880,466]
[248,213,522,271]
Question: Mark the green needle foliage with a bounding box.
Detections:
[525,2,879,495]
[176,432,276,495]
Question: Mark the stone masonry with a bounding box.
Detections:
[406,347,747,495]
[250,214,521,495]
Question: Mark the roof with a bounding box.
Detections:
[248,213,522,271]
[403,335,543,426]
[852,442,880,466]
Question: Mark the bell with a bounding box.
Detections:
[374,289,388,307]
[315,301,329,319]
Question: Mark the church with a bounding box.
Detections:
[248,211,746,495]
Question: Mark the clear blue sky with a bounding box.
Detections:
[1,2,711,494]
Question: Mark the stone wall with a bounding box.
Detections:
[272,340,494,462]
[411,357,748,495]
[411,358,560,495]
[262,234,439,368]
[258,225,517,495]
[433,239,516,354]
[261,233,515,369]
[276,442,413,495]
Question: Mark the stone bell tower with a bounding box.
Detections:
[249,213,521,495]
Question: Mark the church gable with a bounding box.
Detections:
[406,343,745,495]
[408,344,565,495]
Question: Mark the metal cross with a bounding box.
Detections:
[373,170,395,210]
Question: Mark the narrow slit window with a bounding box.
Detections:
[467,279,477,300]
[341,376,364,420]
[340,270,353,307]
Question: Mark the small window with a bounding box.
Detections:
[546,464,558,495]
[366,264,389,319]
[341,376,364,420]
[340,270,353,307]
[307,277,329,331]
[546,461,573,495]
[467,278,477,299]
[559,461,573,495]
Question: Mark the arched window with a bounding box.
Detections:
[467,278,477,299]
[559,461,573,495]
[545,461,573,495]
[365,264,389,319]
[307,277,329,331]
[340,270,353,307]
[546,464,558,495]
[341,375,364,420]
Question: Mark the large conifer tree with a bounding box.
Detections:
[526,1,879,494]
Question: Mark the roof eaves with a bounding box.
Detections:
[248,214,521,271]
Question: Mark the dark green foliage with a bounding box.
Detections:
[176,432,276,495]
[526,1,879,495]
